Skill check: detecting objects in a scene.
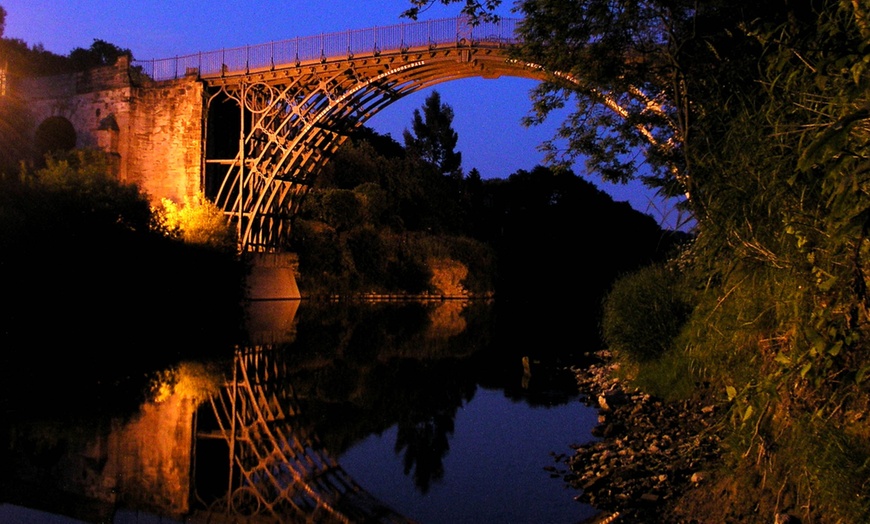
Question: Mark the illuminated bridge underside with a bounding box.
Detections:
[198,346,414,523]
[200,25,549,251]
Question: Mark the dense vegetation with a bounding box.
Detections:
[291,92,676,299]
[414,0,870,521]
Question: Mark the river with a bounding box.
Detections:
[0,298,604,523]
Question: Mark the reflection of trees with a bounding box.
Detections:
[255,299,591,494]
[383,356,477,493]
[279,301,487,493]
[395,407,455,494]
[395,411,456,494]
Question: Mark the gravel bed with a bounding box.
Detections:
[563,351,724,523]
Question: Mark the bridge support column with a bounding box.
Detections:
[244,253,301,344]
[244,252,301,300]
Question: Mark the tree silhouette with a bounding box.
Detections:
[403,90,462,178]
[69,39,132,70]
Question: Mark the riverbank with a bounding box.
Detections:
[565,350,804,524]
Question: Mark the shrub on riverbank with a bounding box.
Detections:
[153,193,237,254]
[601,262,693,363]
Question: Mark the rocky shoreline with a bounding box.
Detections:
[562,350,724,523]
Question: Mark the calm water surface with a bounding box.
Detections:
[1,299,603,523]
[341,387,599,523]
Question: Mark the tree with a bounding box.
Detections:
[0,5,6,38]
[69,39,132,69]
[403,90,462,178]
[402,1,794,210]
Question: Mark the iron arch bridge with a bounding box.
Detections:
[134,17,553,252]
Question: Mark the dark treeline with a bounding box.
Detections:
[0,5,131,78]
[292,103,684,301]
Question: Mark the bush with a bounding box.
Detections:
[601,262,693,362]
[153,193,237,253]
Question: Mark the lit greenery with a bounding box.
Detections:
[149,361,225,404]
[153,193,237,253]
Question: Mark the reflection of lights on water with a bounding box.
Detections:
[152,380,174,403]
[149,361,223,404]
[427,300,468,338]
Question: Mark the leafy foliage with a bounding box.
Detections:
[0,36,73,78]
[402,0,503,22]
[601,262,693,362]
[68,39,132,70]
[23,149,153,237]
[154,193,237,253]
[0,33,130,80]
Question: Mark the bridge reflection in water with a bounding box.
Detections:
[193,343,415,524]
[2,298,594,522]
[1,301,433,524]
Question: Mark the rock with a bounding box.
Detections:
[690,471,708,483]
[602,421,626,438]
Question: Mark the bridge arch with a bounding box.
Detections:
[135,17,559,252]
[34,115,77,160]
[194,344,416,523]
[204,47,551,251]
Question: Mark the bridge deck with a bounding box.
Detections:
[133,17,519,82]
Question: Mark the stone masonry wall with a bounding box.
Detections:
[18,57,205,205]
[126,76,204,204]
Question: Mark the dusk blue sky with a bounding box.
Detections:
[2,0,689,230]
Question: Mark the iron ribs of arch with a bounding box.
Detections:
[200,345,413,522]
[205,44,547,252]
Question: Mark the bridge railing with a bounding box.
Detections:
[132,17,520,82]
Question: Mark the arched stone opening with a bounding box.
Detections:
[34,116,77,163]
